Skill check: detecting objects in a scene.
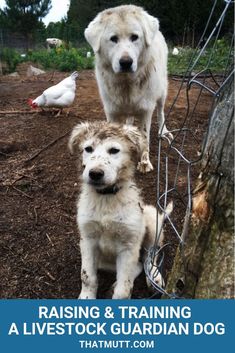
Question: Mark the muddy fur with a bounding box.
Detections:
[69,122,171,299]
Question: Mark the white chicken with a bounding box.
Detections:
[28,71,79,116]
[172,47,180,55]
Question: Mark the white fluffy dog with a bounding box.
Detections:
[69,121,172,299]
[85,5,170,173]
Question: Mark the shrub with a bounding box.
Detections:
[56,49,79,71]
[168,39,233,75]
[1,48,22,73]
[24,47,94,72]
[27,49,53,69]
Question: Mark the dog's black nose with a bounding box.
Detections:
[119,56,133,71]
[89,169,104,181]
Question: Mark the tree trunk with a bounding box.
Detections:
[165,77,234,299]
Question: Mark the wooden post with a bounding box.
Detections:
[165,77,234,298]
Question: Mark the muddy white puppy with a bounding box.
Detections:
[85,5,170,173]
[69,121,172,299]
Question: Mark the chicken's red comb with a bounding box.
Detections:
[27,98,33,106]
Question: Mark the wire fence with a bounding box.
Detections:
[145,0,234,298]
[0,28,46,52]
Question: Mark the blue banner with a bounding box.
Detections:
[0,300,234,352]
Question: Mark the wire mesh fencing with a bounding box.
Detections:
[0,28,47,52]
[144,0,234,298]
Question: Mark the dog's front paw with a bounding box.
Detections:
[159,127,173,141]
[112,289,132,299]
[78,290,96,299]
[137,160,154,173]
[78,294,96,299]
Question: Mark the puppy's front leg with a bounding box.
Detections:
[79,236,99,299]
[112,249,142,299]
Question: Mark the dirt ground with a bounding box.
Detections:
[0,70,212,298]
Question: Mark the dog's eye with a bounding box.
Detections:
[110,35,118,43]
[130,34,139,42]
[84,146,93,153]
[108,147,120,154]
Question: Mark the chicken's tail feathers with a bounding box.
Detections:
[71,71,79,80]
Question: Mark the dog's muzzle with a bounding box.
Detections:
[89,168,104,183]
[119,56,133,72]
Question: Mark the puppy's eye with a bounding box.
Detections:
[130,34,139,42]
[84,146,93,153]
[108,147,120,154]
[110,35,118,43]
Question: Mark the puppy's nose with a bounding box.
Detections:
[119,56,133,71]
[89,168,104,181]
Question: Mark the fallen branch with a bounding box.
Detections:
[0,110,37,115]
[24,129,71,164]
[46,233,54,247]
[10,175,25,185]
[33,206,38,225]
[12,186,33,199]
[41,266,56,281]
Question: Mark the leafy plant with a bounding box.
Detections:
[168,39,233,75]
[1,48,22,72]
[23,47,94,72]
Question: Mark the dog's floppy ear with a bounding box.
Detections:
[141,11,159,46]
[68,122,90,154]
[123,125,147,161]
[84,14,104,53]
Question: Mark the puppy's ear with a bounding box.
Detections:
[84,14,104,53]
[68,122,90,154]
[123,125,147,161]
[141,11,159,46]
